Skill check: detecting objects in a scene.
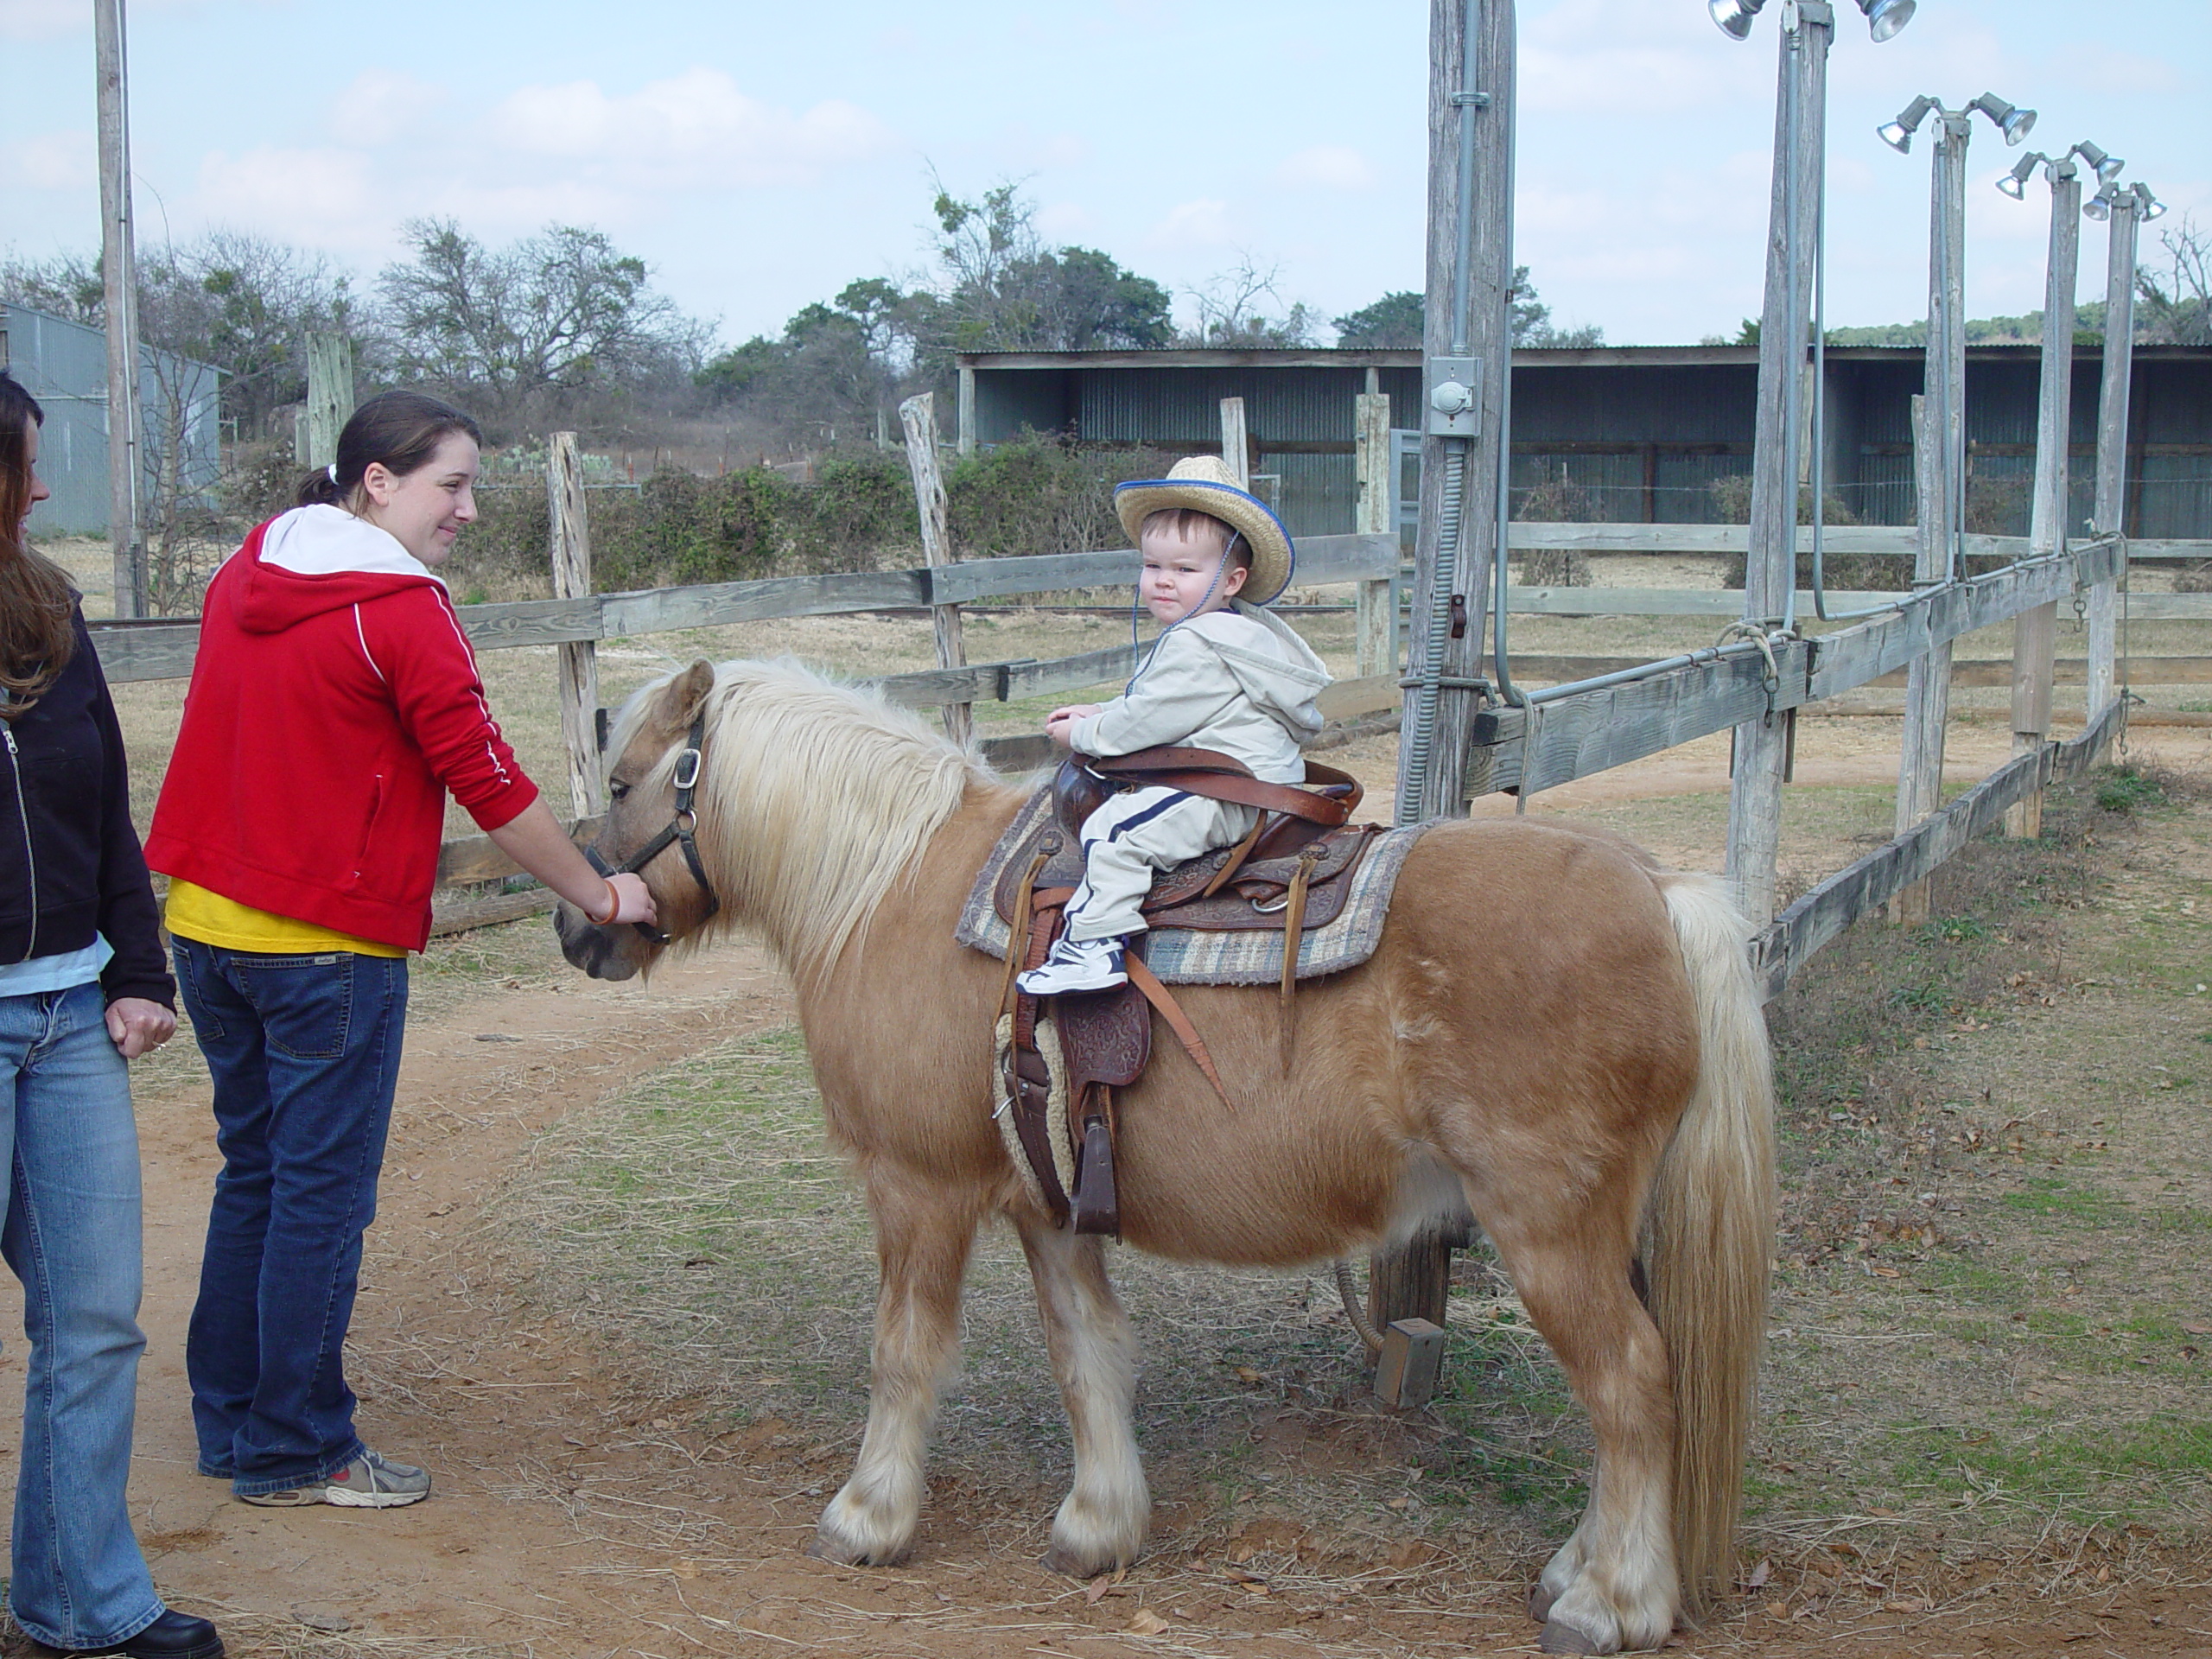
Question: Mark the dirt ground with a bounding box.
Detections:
[0,716,2197,1659]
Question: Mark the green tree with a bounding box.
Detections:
[1328,269,1603,349]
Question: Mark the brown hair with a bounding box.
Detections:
[0,372,77,717]
[296,389,482,511]
[1138,506,1251,571]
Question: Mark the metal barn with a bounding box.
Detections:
[0,301,225,537]
[957,344,2212,543]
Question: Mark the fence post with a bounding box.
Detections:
[1218,397,1250,490]
[899,393,971,747]
[2006,162,2081,839]
[547,433,603,819]
[1352,391,1394,677]
[303,334,355,470]
[2088,190,2141,726]
[1891,393,1951,927]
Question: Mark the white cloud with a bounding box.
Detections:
[329,70,449,147]
[0,0,85,40]
[190,147,382,250]
[1274,145,1376,191]
[486,67,897,189]
[1147,198,1236,251]
[2,130,93,190]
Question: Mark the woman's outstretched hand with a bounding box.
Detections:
[600,871,658,927]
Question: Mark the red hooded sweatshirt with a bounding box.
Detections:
[146,505,539,952]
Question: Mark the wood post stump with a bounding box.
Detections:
[899,393,971,747]
[548,432,602,818]
[1353,392,1395,678]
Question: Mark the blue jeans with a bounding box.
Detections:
[172,939,408,1496]
[0,982,166,1650]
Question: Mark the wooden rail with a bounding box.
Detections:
[1461,542,2125,799]
[86,533,1399,686]
[1752,696,2125,1001]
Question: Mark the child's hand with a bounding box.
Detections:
[1045,704,1102,748]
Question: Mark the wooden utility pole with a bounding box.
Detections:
[1726,1,1831,928]
[1217,397,1250,489]
[2087,190,2141,721]
[899,393,971,747]
[304,334,356,469]
[1891,116,1970,925]
[547,433,602,819]
[2005,159,2082,839]
[1395,0,1514,828]
[1352,391,1395,677]
[95,0,143,619]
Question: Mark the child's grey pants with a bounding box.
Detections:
[1063,785,1258,943]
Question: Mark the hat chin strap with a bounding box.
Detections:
[1128,531,1242,690]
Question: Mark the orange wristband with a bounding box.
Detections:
[591,878,621,925]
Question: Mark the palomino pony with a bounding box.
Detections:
[556,658,1777,1656]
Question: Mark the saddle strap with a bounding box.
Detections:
[1089,749,1359,828]
[1276,844,1321,1070]
[1122,954,1236,1116]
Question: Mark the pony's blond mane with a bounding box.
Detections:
[611,658,991,987]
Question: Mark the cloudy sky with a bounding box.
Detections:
[2,0,2204,349]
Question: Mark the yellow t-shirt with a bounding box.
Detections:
[163,880,409,959]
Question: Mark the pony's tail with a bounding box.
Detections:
[1646,874,1776,1618]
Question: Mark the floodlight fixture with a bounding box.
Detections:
[2070,140,2124,184]
[1878,94,1936,152]
[2084,181,2120,221]
[1855,0,1916,41]
[1967,92,2037,146]
[2135,184,2165,221]
[1707,0,1765,39]
[1995,151,2045,200]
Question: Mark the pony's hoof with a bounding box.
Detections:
[806,1531,910,1567]
[1538,1616,1615,1655]
[1529,1581,1557,1623]
[1040,1542,1130,1579]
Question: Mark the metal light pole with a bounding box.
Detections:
[94,0,143,618]
[1709,0,1914,927]
[1999,151,2084,836]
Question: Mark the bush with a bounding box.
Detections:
[1710,475,1895,589]
[442,433,1189,597]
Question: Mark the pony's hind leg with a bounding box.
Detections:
[1015,1214,1149,1576]
[1483,1209,1678,1655]
[810,1167,986,1567]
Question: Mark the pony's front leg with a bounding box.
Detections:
[810,1169,984,1567]
[1015,1215,1148,1576]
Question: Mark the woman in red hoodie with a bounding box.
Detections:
[147,391,654,1509]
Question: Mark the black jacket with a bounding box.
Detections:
[0,607,174,1007]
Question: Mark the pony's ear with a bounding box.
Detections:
[652,660,716,739]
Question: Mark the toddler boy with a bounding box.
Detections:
[1017,456,1331,995]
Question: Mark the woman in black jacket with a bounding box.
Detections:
[0,372,223,1658]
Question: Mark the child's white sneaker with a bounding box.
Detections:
[1016,934,1128,995]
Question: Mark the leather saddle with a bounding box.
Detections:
[994,747,1383,1237]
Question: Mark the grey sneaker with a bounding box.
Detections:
[1016,934,1128,995]
[238,1449,431,1509]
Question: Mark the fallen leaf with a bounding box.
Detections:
[672,1560,700,1580]
[1235,1367,1264,1384]
[1084,1568,1126,1605]
[1744,1559,1772,1589]
[1130,1609,1170,1636]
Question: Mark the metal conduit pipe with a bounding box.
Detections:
[1398,442,1469,824]
[1490,0,1525,710]
[1526,638,1777,707]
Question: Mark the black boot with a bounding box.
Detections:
[71,1609,225,1659]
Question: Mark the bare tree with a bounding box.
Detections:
[1183,257,1317,347]
[2138,215,2212,346]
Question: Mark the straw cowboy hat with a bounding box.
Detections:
[1113,456,1296,607]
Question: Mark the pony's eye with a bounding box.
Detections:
[609,780,632,802]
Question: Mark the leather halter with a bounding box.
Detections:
[586,713,719,946]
